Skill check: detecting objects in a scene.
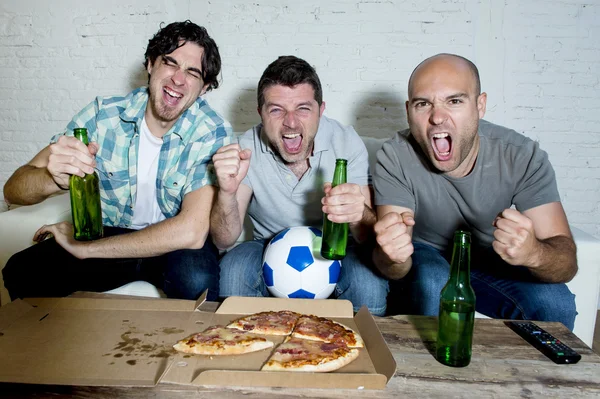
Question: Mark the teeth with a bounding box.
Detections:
[283,134,300,139]
[164,87,183,98]
[433,133,448,139]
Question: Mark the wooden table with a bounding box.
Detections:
[1,312,599,398]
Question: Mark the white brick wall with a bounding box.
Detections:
[1,0,599,237]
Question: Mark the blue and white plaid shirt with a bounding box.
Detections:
[51,87,232,228]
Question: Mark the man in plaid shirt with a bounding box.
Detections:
[3,21,232,301]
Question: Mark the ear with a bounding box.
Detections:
[199,83,210,97]
[405,100,410,117]
[257,106,262,118]
[477,92,487,119]
[146,58,154,75]
[319,101,326,117]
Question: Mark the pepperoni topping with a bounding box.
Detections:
[279,347,309,355]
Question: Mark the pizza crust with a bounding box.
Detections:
[173,337,273,355]
[173,327,275,356]
[261,345,359,372]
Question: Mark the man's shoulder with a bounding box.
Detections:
[320,115,360,138]
[97,87,146,109]
[238,124,261,147]
[479,119,532,148]
[193,97,230,129]
[385,128,415,153]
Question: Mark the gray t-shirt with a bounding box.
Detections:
[240,115,369,240]
[373,119,560,251]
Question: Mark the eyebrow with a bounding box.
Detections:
[264,101,315,109]
[163,55,203,76]
[409,92,469,104]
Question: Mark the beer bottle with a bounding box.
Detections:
[436,230,476,367]
[69,127,103,241]
[320,159,348,260]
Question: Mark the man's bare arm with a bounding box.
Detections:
[210,184,252,250]
[5,137,97,206]
[372,204,415,280]
[36,185,216,259]
[4,147,63,206]
[493,202,577,283]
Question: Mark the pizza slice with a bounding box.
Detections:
[261,337,359,372]
[173,325,274,355]
[227,310,302,336]
[291,315,364,348]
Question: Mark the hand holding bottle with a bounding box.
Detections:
[212,143,252,196]
[321,182,365,224]
[48,135,98,189]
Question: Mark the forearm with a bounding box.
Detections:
[4,165,62,206]
[82,215,208,259]
[210,191,243,250]
[526,235,577,283]
[349,205,376,244]
[372,245,413,280]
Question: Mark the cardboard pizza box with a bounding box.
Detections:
[0,292,396,390]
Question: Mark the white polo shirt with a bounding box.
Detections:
[239,115,369,240]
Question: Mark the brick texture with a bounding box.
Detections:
[0,0,598,237]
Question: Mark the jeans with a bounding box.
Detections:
[219,239,389,316]
[3,226,220,301]
[387,242,577,330]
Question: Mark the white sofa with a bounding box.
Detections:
[1,136,599,347]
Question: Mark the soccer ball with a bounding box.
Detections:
[262,226,342,299]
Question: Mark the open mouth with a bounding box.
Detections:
[282,133,303,153]
[432,133,452,161]
[163,87,183,106]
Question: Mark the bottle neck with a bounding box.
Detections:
[449,243,471,284]
[331,160,347,188]
[74,131,89,145]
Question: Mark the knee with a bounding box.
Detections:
[3,252,26,296]
[336,262,389,316]
[218,241,265,298]
[163,248,220,301]
[526,286,577,331]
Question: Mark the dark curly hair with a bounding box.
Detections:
[257,56,323,109]
[144,20,221,92]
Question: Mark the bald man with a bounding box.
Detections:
[372,53,577,329]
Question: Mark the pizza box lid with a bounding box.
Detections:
[0,292,396,390]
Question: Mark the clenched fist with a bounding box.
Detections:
[374,211,415,265]
[492,208,540,267]
[212,143,252,195]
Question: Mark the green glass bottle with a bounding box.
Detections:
[436,230,476,367]
[69,127,103,241]
[320,159,348,260]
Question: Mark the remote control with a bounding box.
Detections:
[505,321,581,364]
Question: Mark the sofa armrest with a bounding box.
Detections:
[0,193,71,306]
[568,226,600,347]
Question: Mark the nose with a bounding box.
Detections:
[429,105,447,125]
[171,67,186,86]
[283,111,298,129]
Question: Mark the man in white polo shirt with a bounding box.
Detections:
[210,56,388,315]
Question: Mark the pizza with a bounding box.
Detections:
[173,325,274,355]
[174,310,364,372]
[227,310,302,335]
[291,315,364,348]
[261,337,359,372]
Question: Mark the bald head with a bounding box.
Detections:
[408,54,481,98]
